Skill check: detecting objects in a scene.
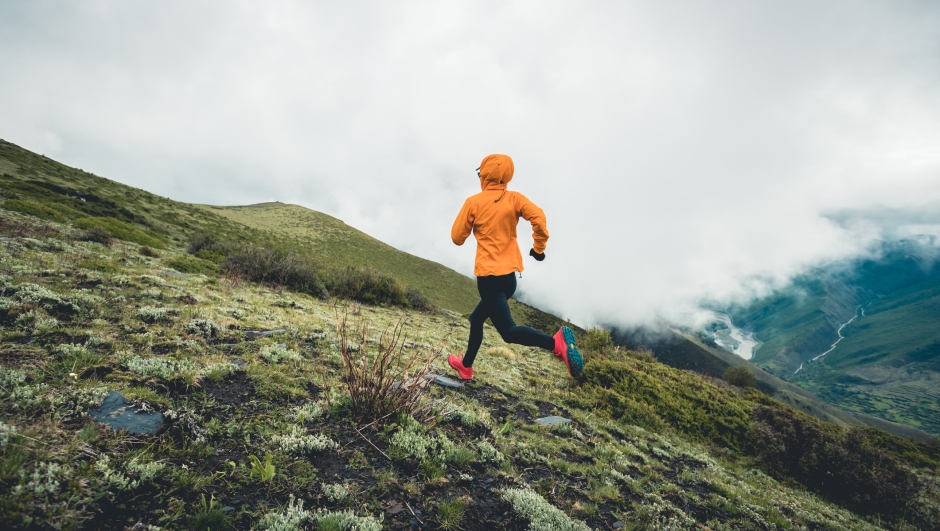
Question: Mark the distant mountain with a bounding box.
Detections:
[610,324,933,441]
[717,239,940,435]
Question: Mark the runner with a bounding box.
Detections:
[447,154,583,381]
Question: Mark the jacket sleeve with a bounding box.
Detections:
[517,193,549,254]
[451,198,474,246]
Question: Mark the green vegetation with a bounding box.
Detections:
[165,254,221,276]
[1,139,939,529]
[719,241,940,435]
[2,200,69,222]
[724,364,756,388]
[0,208,938,529]
[72,217,166,248]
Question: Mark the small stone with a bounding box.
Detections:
[533,415,571,426]
[429,374,463,388]
[613,521,625,529]
[222,506,235,513]
[245,329,286,339]
[231,359,247,367]
[90,391,163,435]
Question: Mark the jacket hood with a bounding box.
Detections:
[478,154,514,191]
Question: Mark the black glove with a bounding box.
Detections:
[529,248,545,261]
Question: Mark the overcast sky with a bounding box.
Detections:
[2,1,940,326]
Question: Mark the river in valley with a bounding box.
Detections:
[704,312,761,360]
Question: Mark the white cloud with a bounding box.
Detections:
[2,1,940,326]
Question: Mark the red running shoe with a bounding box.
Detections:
[553,326,584,377]
[448,353,474,380]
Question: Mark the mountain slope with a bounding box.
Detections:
[610,324,933,440]
[0,208,937,529]
[0,139,482,313]
[721,240,940,435]
[202,202,480,313]
[1,139,938,529]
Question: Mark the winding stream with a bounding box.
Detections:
[794,310,859,374]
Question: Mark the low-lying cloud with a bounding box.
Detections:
[2,1,940,327]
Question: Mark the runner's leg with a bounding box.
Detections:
[487,274,555,350]
[461,292,490,368]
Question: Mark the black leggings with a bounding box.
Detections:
[462,273,555,367]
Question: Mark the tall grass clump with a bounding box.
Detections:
[337,312,442,424]
[221,246,329,299]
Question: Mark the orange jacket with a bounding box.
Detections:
[451,154,549,277]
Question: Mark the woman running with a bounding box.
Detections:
[447,153,583,381]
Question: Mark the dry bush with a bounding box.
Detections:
[336,311,444,425]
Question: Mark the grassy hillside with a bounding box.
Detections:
[0,139,487,315]
[200,203,479,313]
[1,208,938,530]
[611,325,933,441]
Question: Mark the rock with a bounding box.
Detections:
[533,415,571,426]
[613,521,625,529]
[429,374,463,388]
[222,506,235,513]
[245,329,286,339]
[89,391,164,435]
[231,359,247,368]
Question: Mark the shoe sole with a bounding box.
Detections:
[561,326,583,377]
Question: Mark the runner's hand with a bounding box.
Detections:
[529,248,545,261]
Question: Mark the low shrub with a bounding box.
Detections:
[187,233,234,260]
[405,287,434,311]
[221,246,328,299]
[166,255,220,276]
[747,403,922,519]
[78,258,120,273]
[724,365,757,388]
[2,200,66,222]
[72,217,165,249]
[577,357,752,450]
[328,267,409,307]
[75,226,113,245]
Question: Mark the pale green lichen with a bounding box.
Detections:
[499,487,591,531]
[271,426,338,455]
[321,482,349,502]
[255,498,382,531]
[259,344,303,364]
[289,402,325,423]
[0,421,18,447]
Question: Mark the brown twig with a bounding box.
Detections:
[404,500,425,525]
[354,426,392,462]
